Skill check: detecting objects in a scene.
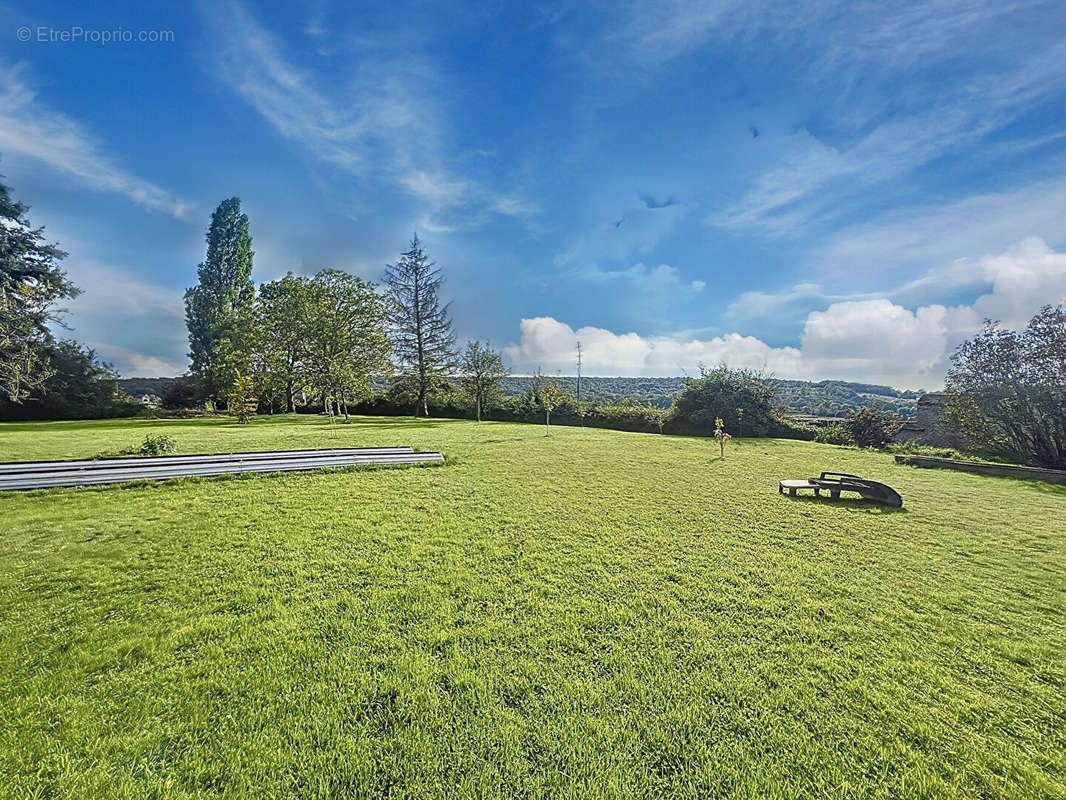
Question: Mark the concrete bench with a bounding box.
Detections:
[779,479,841,499]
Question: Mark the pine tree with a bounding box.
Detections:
[383,235,455,416]
[0,179,77,402]
[184,198,255,405]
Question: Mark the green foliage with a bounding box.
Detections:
[1,415,1063,798]
[384,236,455,416]
[945,304,1066,469]
[0,341,136,421]
[713,416,732,458]
[813,421,854,446]
[773,379,920,419]
[137,433,178,456]
[0,178,78,403]
[227,372,258,424]
[303,270,392,421]
[492,376,921,417]
[256,273,311,413]
[537,377,567,432]
[184,198,256,403]
[669,365,780,436]
[885,441,994,463]
[460,340,509,422]
[159,375,203,410]
[845,407,902,448]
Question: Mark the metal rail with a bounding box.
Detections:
[0,448,443,491]
[0,447,415,475]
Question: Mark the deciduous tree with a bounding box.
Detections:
[540,378,565,434]
[227,372,258,424]
[460,340,508,422]
[946,305,1066,469]
[303,270,392,422]
[257,273,310,412]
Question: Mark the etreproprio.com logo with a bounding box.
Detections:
[16,25,175,44]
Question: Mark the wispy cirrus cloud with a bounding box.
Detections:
[588,1,1066,234]
[205,0,535,232]
[714,43,1066,233]
[0,63,191,219]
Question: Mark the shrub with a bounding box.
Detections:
[814,422,854,446]
[845,408,902,448]
[138,434,178,456]
[885,441,992,463]
[668,365,779,437]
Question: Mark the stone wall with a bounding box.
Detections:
[895,455,1066,486]
[892,392,969,448]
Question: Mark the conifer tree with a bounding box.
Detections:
[0,179,77,402]
[383,235,455,416]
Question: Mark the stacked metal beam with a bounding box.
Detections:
[0,447,444,491]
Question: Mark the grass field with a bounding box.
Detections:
[1,415,1063,799]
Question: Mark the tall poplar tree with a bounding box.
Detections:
[184,198,255,405]
[383,235,455,416]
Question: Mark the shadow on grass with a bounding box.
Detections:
[1024,480,1066,498]
[322,417,468,429]
[780,494,909,513]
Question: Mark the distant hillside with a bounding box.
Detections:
[122,375,920,418]
[500,376,919,418]
[772,379,920,419]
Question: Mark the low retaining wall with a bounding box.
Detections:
[894,455,1066,485]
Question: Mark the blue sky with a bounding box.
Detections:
[2,0,1065,388]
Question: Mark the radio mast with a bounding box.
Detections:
[576,340,583,406]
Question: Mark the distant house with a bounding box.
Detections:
[140,394,162,406]
[892,392,968,448]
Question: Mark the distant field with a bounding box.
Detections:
[1,415,1063,798]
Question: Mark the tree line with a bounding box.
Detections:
[180,197,509,423]
[2,182,1063,469]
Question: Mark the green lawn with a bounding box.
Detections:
[1,415,1063,799]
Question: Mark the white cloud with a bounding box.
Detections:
[0,64,191,219]
[801,300,950,376]
[507,239,1066,387]
[505,315,803,377]
[968,236,1066,327]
